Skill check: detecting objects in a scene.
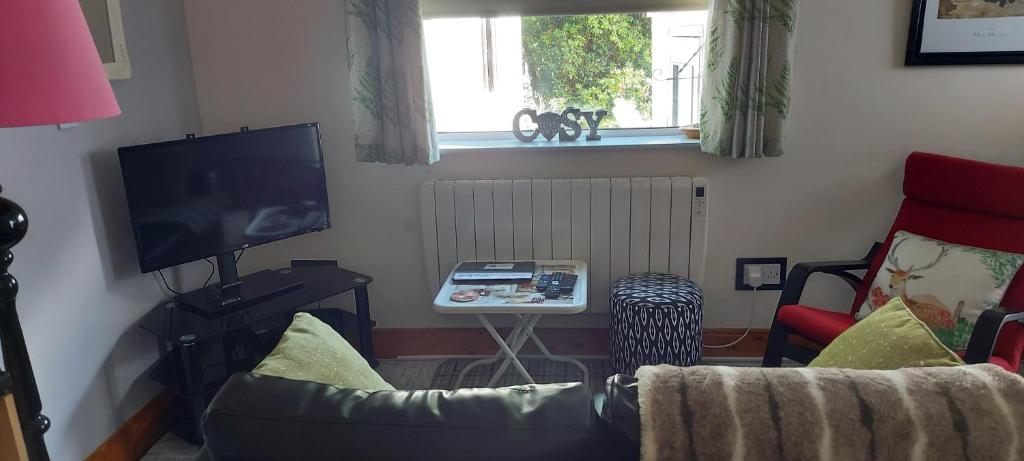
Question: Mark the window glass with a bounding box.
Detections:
[424,11,708,133]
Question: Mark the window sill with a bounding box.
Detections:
[439,134,701,154]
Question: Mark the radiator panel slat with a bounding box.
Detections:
[649,178,673,273]
[570,179,592,264]
[628,177,652,274]
[669,177,694,278]
[434,181,459,284]
[609,178,631,296]
[531,180,553,260]
[589,179,612,314]
[512,180,533,259]
[473,181,496,260]
[493,180,514,260]
[551,179,573,260]
[454,181,477,262]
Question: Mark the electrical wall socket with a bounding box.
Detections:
[735,257,787,291]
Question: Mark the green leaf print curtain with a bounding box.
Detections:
[700,0,798,158]
[347,0,439,165]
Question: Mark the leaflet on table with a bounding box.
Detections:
[448,264,577,304]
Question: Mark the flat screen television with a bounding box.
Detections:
[118,123,330,276]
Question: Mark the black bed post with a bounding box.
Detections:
[0,189,50,460]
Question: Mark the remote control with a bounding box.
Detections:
[559,273,578,294]
[536,274,552,292]
[544,282,561,299]
[542,272,576,299]
[544,272,562,298]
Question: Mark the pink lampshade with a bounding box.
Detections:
[0,0,122,128]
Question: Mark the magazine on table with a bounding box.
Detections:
[452,261,536,282]
[447,264,578,304]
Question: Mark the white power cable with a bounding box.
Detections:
[704,267,762,349]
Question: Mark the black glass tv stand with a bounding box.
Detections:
[138,260,376,444]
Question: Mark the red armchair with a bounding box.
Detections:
[763,152,1024,372]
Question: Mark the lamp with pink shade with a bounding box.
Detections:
[0,0,122,459]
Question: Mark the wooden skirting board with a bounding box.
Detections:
[373,328,774,358]
[85,392,171,461]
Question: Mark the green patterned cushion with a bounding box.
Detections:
[858,230,1024,352]
[253,313,395,391]
[809,298,964,369]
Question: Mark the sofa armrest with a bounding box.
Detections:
[201,373,599,461]
[777,242,882,307]
[963,307,1024,364]
[599,374,640,457]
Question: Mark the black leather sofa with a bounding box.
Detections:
[199,373,641,461]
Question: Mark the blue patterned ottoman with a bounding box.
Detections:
[610,273,703,375]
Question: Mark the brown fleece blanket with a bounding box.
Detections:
[636,364,1024,461]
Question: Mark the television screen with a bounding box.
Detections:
[118,123,330,273]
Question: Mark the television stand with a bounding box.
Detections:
[137,261,376,444]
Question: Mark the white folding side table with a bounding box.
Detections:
[433,260,589,388]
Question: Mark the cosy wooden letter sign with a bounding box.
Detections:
[513,108,608,143]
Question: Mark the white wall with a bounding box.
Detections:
[183,0,1024,334]
[0,1,203,459]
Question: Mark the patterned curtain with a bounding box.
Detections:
[347,0,439,165]
[700,0,798,158]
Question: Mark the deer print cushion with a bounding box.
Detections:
[859,231,1024,352]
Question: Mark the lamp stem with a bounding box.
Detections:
[0,186,50,461]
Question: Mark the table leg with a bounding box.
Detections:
[484,315,536,387]
[527,329,589,388]
[483,314,533,386]
[454,319,528,388]
[353,286,378,368]
[175,334,205,444]
[482,314,540,387]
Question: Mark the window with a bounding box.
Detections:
[424,10,708,140]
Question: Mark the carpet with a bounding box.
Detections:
[429,357,613,393]
[428,357,766,393]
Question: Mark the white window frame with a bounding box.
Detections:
[422,0,708,19]
[439,128,701,154]
[426,0,710,153]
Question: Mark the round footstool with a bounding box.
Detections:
[610,273,703,375]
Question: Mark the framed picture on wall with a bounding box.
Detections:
[907,0,1024,65]
[80,0,131,79]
